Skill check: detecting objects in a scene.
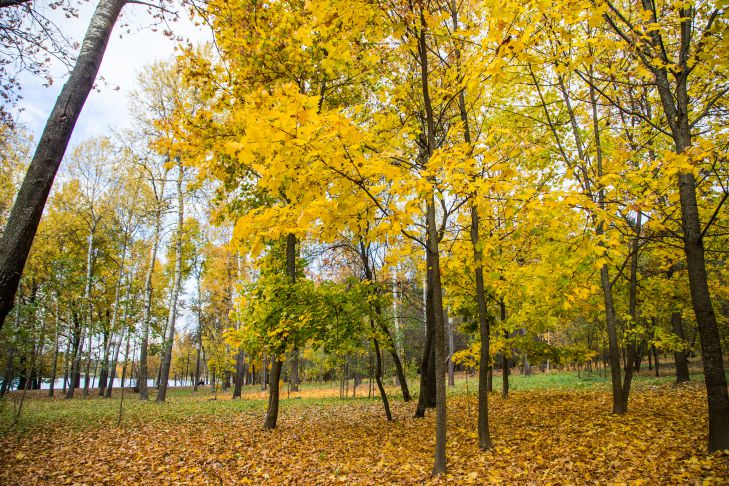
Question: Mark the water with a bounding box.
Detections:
[37,378,188,390]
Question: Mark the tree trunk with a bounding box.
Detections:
[371,335,392,421]
[62,325,71,394]
[98,331,110,396]
[382,323,410,401]
[82,332,93,396]
[415,251,436,417]
[263,232,296,429]
[156,162,184,403]
[263,356,282,429]
[358,240,411,402]
[66,312,85,399]
[672,312,690,383]
[643,6,729,450]
[289,347,299,392]
[425,192,447,475]
[501,303,509,399]
[139,171,166,400]
[0,0,127,330]
[233,348,244,398]
[446,308,455,387]
[471,205,493,449]
[49,310,60,398]
[1,345,15,397]
[621,210,642,411]
[678,167,729,450]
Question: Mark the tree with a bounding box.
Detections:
[0,0,175,331]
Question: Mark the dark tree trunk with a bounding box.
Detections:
[66,312,83,399]
[672,312,690,383]
[358,240,411,402]
[415,252,436,417]
[48,325,59,398]
[380,321,410,401]
[233,348,244,398]
[471,204,493,450]
[1,345,15,396]
[371,335,392,421]
[98,330,110,397]
[0,0,127,330]
[263,356,282,430]
[263,232,296,429]
[631,2,729,450]
[501,302,509,399]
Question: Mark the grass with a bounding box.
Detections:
[0,382,391,433]
[1,367,716,435]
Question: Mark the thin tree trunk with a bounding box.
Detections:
[98,331,111,396]
[157,162,184,403]
[446,307,455,387]
[501,303,509,399]
[290,348,299,392]
[673,312,690,383]
[106,278,132,397]
[139,171,166,400]
[415,252,436,417]
[621,209,642,411]
[66,319,86,399]
[233,348,244,398]
[82,332,93,396]
[371,335,392,421]
[116,318,132,426]
[263,232,296,429]
[49,305,60,398]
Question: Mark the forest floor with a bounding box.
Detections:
[1,371,728,484]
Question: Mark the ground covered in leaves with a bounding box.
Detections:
[1,375,727,484]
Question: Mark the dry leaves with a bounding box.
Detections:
[1,382,727,484]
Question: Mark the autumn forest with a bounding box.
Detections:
[0,0,728,483]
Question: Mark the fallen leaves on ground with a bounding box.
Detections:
[1,382,727,484]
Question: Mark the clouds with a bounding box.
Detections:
[14,1,210,150]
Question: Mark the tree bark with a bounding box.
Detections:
[371,335,392,421]
[233,348,244,398]
[106,276,133,397]
[446,308,455,387]
[263,232,296,429]
[263,356,282,429]
[500,303,509,399]
[139,170,167,400]
[48,303,60,397]
[472,205,493,449]
[672,312,690,383]
[415,251,436,417]
[156,162,184,403]
[418,16,446,472]
[0,0,127,330]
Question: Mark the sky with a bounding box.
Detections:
[10,2,212,336]
[14,0,211,149]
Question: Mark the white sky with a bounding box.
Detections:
[10,2,212,338]
[14,0,211,148]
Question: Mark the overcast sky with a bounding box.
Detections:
[15,1,210,149]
